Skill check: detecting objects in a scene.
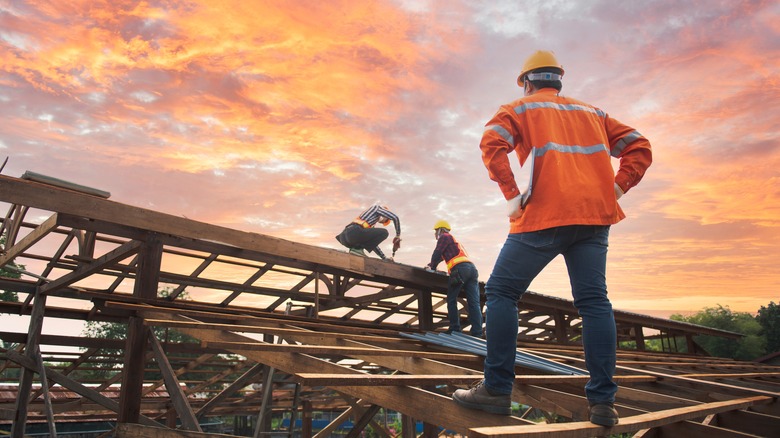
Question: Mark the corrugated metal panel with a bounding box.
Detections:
[401,331,587,375]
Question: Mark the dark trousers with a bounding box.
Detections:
[447,262,483,336]
[336,225,388,252]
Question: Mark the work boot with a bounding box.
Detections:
[589,403,619,426]
[452,381,511,416]
[348,248,366,256]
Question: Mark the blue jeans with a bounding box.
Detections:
[447,262,483,336]
[483,225,617,405]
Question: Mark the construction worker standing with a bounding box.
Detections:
[425,220,483,337]
[335,204,401,260]
[452,50,652,426]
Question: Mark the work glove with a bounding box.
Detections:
[614,183,625,200]
[392,236,402,252]
[424,264,434,272]
[506,194,524,219]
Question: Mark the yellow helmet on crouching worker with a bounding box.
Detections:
[517,50,564,87]
[433,220,451,231]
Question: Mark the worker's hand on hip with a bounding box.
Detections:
[614,183,625,200]
[506,194,524,219]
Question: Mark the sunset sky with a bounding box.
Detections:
[1,0,778,326]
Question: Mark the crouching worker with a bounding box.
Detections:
[336,203,401,260]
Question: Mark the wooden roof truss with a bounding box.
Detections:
[0,174,778,437]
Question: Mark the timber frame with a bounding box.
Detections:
[0,173,778,437]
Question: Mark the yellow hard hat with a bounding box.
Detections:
[517,50,564,87]
[433,220,451,231]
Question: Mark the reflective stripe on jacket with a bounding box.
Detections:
[446,249,470,272]
[352,218,371,228]
[480,88,652,233]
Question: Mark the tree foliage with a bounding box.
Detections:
[82,287,196,343]
[756,301,780,353]
[671,305,766,360]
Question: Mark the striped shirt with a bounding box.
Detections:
[356,204,401,236]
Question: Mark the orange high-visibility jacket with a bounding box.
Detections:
[480,88,652,234]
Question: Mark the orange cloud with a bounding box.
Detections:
[1,0,470,185]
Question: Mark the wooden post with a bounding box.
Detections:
[634,324,646,351]
[118,235,162,424]
[301,400,313,438]
[401,413,416,438]
[313,270,320,318]
[553,310,568,344]
[417,290,433,332]
[11,287,46,438]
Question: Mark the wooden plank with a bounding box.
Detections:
[0,213,58,268]
[0,175,449,292]
[237,315,604,422]
[313,399,363,438]
[102,298,412,337]
[346,404,381,438]
[116,423,236,438]
[5,349,160,427]
[195,363,264,419]
[148,331,201,432]
[535,350,780,399]
[40,239,142,294]
[141,310,533,436]
[200,341,478,361]
[710,408,780,436]
[677,372,780,379]
[142,354,215,396]
[469,396,772,437]
[34,348,57,438]
[141,317,411,343]
[651,419,761,438]
[292,373,657,386]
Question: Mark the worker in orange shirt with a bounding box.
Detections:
[452,50,652,426]
[425,220,483,337]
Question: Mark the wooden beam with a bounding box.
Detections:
[199,341,478,361]
[115,423,236,438]
[676,372,780,379]
[292,373,657,386]
[11,289,46,438]
[195,363,264,419]
[148,330,201,432]
[5,349,161,427]
[119,235,162,425]
[0,213,58,268]
[0,175,450,292]
[709,408,780,436]
[141,317,411,343]
[141,310,532,436]
[469,396,772,437]
[649,417,762,438]
[345,404,381,438]
[34,347,57,438]
[39,239,142,294]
